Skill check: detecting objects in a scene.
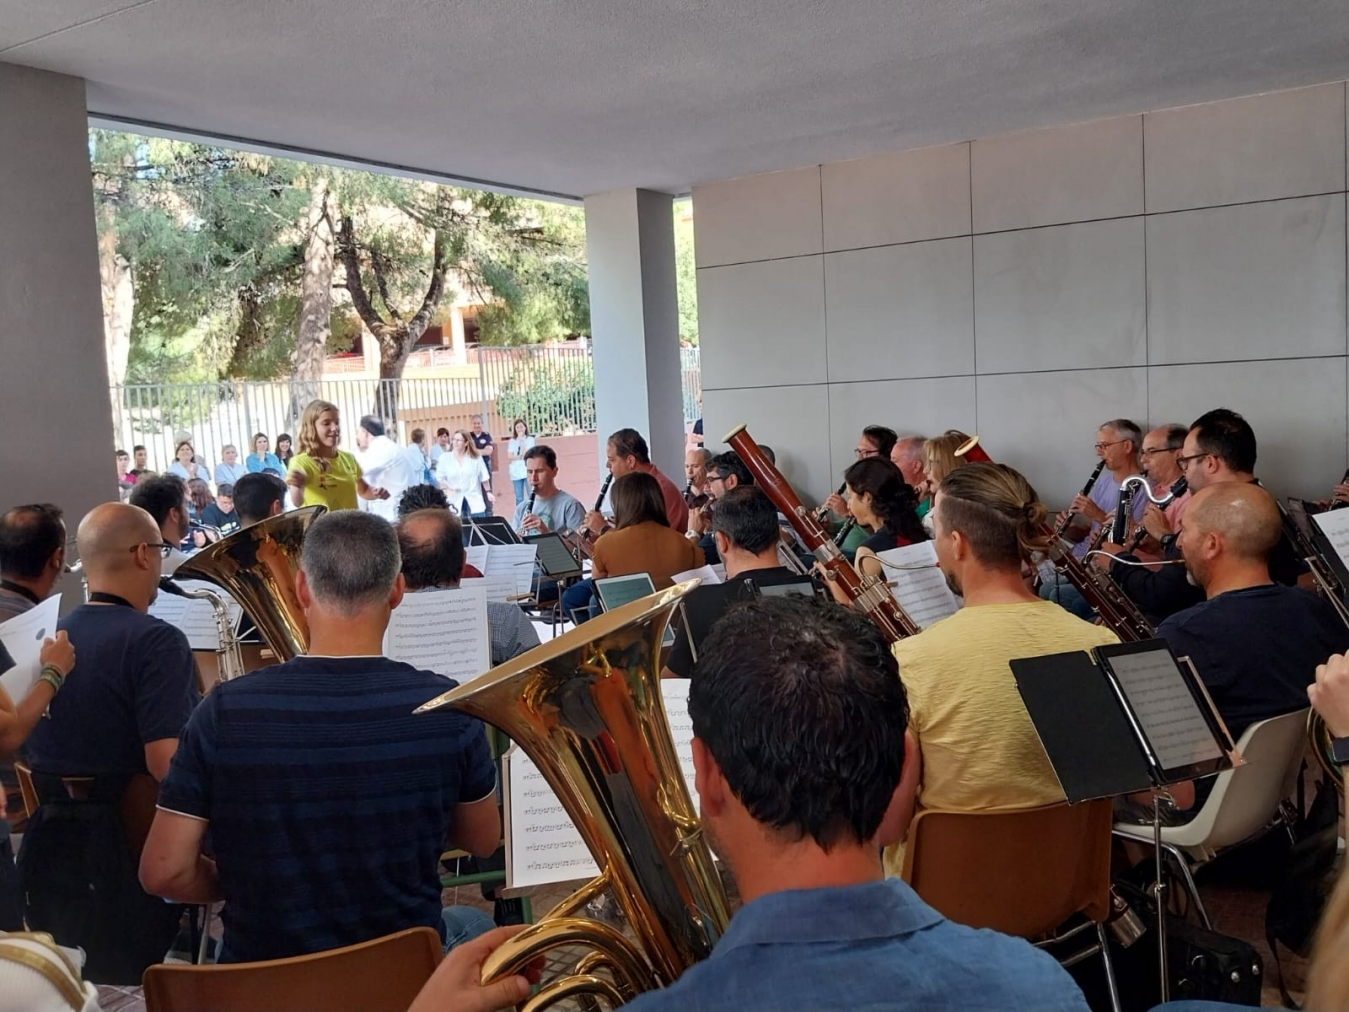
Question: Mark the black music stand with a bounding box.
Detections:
[1010,639,1240,1003]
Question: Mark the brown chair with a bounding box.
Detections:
[901,800,1120,1012]
[142,926,443,1012]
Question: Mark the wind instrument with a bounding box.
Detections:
[1054,460,1106,540]
[815,481,847,524]
[723,424,918,640]
[1121,475,1188,553]
[172,506,325,660]
[416,582,729,1008]
[157,577,246,683]
[525,488,537,517]
[952,435,1153,642]
[834,517,858,548]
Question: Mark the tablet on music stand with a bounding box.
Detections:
[525,532,583,580]
[594,574,676,648]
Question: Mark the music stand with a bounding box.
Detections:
[464,516,521,547]
[1010,638,1241,1002]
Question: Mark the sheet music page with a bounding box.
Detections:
[1106,647,1223,771]
[148,581,242,651]
[464,545,490,575]
[0,594,61,700]
[383,586,490,684]
[1312,508,1349,569]
[484,544,539,597]
[504,679,704,889]
[874,543,961,629]
[672,565,721,586]
[461,574,517,603]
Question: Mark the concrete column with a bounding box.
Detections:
[0,64,115,554]
[448,305,467,363]
[584,188,684,481]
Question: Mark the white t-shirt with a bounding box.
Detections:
[437,452,490,514]
[507,436,536,481]
[357,435,420,522]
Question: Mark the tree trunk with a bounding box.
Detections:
[373,325,414,421]
[292,180,333,424]
[99,227,133,387]
[226,287,267,378]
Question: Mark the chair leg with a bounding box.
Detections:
[1160,843,1211,930]
[196,904,214,964]
[1095,922,1123,1012]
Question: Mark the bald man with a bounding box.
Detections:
[24,503,199,785]
[1158,484,1349,743]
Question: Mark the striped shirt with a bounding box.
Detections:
[157,655,496,963]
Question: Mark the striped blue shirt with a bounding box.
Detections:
[157,655,496,963]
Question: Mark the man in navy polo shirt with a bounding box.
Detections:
[139,510,500,962]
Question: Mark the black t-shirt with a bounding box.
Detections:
[471,431,495,472]
[1156,584,1349,740]
[201,503,239,535]
[26,604,200,778]
[666,566,795,678]
[860,525,919,554]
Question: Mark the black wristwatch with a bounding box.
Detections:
[1159,532,1178,553]
[1330,736,1349,766]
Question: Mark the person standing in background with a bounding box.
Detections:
[436,431,493,519]
[286,400,388,512]
[354,416,418,523]
[469,416,495,497]
[506,418,535,505]
[405,428,435,486]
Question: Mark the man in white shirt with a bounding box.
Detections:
[355,417,419,523]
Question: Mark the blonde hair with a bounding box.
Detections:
[1307,863,1349,1010]
[296,399,340,457]
[936,462,1051,566]
[453,429,480,458]
[923,430,972,486]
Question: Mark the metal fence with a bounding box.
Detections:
[110,344,701,478]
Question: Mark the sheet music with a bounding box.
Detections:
[464,545,490,575]
[1106,647,1224,771]
[874,543,961,629]
[0,594,61,700]
[462,574,517,603]
[383,586,490,684]
[148,581,243,651]
[504,679,703,889]
[483,544,539,597]
[673,564,721,586]
[1312,507,1349,569]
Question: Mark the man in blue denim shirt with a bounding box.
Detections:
[412,595,1090,1012]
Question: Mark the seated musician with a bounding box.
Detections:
[687,451,753,564]
[231,471,287,527]
[890,434,929,519]
[818,425,899,555]
[663,487,797,679]
[917,430,974,535]
[1035,420,1144,619]
[397,508,541,666]
[563,473,704,621]
[882,463,1119,875]
[21,503,198,976]
[412,596,1090,1012]
[1094,408,1301,623]
[128,473,192,574]
[1159,483,1348,743]
[512,445,586,536]
[684,447,712,510]
[584,428,688,536]
[139,511,500,962]
[835,458,929,589]
[1129,424,1191,552]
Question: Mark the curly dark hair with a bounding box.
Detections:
[842,457,927,545]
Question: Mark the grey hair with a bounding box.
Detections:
[300,511,401,614]
[1101,418,1143,452]
[893,435,926,464]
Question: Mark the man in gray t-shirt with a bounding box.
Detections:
[513,445,587,536]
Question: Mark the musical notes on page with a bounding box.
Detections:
[874,542,961,629]
[462,574,517,603]
[464,545,490,576]
[383,586,491,684]
[1313,508,1349,571]
[0,594,61,700]
[148,581,242,651]
[503,679,704,889]
[483,544,539,597]
[1105,646,1224,772]
[673,565,721,587]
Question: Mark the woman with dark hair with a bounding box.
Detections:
[506,418,535,506]
[275,433,294,467]
[185,477,221,548]
[842,457,929,582]
[167,441,207,485]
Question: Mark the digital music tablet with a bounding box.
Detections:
[525,532,583,579]
[753,575,819,599]
[1094,639,1236,784]
[594,574,676,647]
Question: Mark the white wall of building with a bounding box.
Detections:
[693,81,1349,506]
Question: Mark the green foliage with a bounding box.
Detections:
[473,203,589,346]
[675,200,698,344]
[495,353,596,435]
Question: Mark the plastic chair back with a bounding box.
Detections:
[1162,708,1310,856]
[901,799,1113,939]
[142,926,442,1012]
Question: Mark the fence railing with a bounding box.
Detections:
[110,344,701,478]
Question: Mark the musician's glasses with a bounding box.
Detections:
[1175,452,1212,471]
[130,542,175,559]
[1093,440,1127,451]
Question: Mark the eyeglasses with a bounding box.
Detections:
[854,448,879,458]
[1139,447,1179,458]
[1175,452,1212,471]
[1093,440,1126,451]
[129,542,175,559]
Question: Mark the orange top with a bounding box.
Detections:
[591,521,705,588]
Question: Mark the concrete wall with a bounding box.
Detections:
[0,65,115,584]
[692,81,1349,505]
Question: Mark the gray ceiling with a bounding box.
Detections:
[4,0,1349,201]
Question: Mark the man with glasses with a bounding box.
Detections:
[19,502,199,978]
[128,473,193,574]
[687,451,754,565]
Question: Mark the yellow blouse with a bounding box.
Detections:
[289,450,362,511]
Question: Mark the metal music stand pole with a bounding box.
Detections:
[1153,791,1173,1003]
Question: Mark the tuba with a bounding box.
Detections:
[417,581,729,1009]
[171,506,325,663]
[1308,711,1344,790]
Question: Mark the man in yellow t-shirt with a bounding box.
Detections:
[885,462,1117,876]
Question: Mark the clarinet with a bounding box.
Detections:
[1053,460,1106,540]
[815,482,847,524]
[593,472,613,512]
[523,489,537,530]
[833,518,857,548]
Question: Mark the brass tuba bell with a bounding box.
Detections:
[172,506,325,661]
[417,580,729,1009]
[1308,711,1344,790]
